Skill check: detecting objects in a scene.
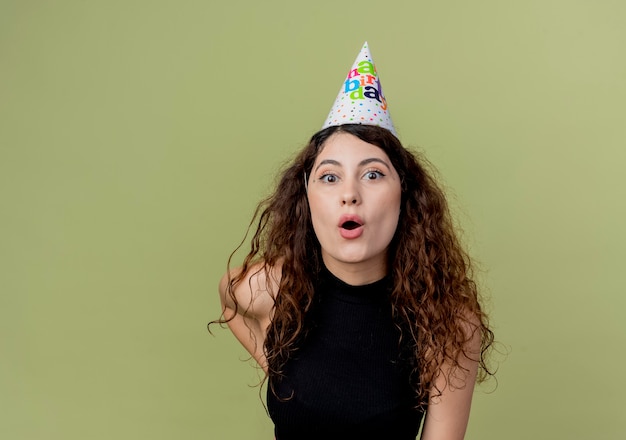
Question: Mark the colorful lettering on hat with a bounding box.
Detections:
[322,42,396,135]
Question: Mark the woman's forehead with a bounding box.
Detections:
[314,132,390,164]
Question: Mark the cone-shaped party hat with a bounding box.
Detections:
[322,42,396,135]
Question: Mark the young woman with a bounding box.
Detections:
[212,44,494,439]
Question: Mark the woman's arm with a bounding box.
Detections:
[420,319,481,440]
[218,263,277,372]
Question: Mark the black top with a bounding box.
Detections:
[267,266,423,440]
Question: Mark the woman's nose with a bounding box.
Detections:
[341,182,360,205]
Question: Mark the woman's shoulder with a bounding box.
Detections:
[219,260,282,318]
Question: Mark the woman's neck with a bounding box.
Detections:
[321,254,387,286]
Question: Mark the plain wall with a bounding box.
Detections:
[1,1,625,438]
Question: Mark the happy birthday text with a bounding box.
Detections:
[342,60,387,110]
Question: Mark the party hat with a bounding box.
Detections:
[322,42,396,135]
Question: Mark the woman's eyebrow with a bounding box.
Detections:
[359,157,391,170]
[314,157,391,173]
[314,159,341,172]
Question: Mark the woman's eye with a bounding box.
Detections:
[364,170,385,180]
[320,174,338,183]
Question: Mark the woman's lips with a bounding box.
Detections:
[340,226,363,239]
[338,215,364,239]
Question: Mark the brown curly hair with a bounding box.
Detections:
[213,123,494,408]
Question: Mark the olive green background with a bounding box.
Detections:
[1,1,625,439]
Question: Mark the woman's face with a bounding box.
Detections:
[307,132,402,282]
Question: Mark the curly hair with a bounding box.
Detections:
[214,123,494,408]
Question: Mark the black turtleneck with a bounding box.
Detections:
[267,266,423,439]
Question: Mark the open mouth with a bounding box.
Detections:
[341,220,362,230]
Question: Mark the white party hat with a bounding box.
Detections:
[322,42,396,135]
